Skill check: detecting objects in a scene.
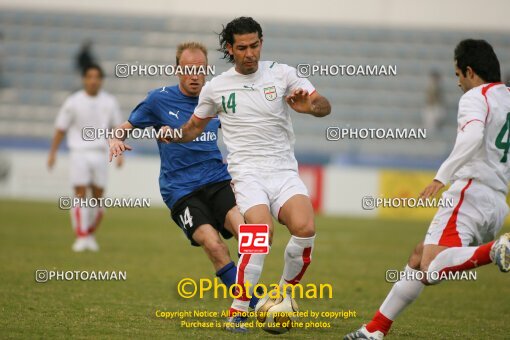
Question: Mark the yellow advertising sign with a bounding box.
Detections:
[378,169,446,220]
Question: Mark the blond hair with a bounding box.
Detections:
[176,42,208,65]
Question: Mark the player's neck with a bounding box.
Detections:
[84,89,99,97]
[234,65,259,76]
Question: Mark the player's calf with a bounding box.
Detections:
[193,224,232,271]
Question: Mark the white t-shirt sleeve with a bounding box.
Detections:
[282,64,316,95]
[55,97,74,131]
[457,89,487,130]
[434,91,486,185]
[194,81,218,119]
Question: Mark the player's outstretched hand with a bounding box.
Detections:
[109,139,132,162]
[419,179,445,200]
[47,152,56,170]
[158,126,173,144]
[285,88,312,113]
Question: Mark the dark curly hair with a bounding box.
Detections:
[455,39,500,82]
[218,17,263,63]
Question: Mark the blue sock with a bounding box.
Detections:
[216,261,236,287]
[216,261,260,309]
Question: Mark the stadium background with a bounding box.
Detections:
[1,0,510,338]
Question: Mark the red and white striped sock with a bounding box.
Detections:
[279,235,314,293]
[71,206,90,238]
[230,253,266,314]
[426,242,494,284]
[366,265,424,335]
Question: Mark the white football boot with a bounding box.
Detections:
[491,233,510,272]
[344,325,384,340]
[86,235,100,252]
[72,237,88,252]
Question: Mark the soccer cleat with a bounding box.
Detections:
[224,315,248,333]
[86,235,100,252]
[491,233,510,272]
[344,325,384,340]
[72,237,88,252]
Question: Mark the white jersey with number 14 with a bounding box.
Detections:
[193,61,315,176]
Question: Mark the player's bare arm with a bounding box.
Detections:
[161,115,211,144]
[47,129,66,169]
[285,88,331,117]
[109,121,134,162]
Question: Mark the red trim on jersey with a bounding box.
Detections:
[235,254,252,302]
[438,179,473,247]
[481,82,503,122]
[284,247,312,285]
[481,82,503,96]
[460,119,484,131]
[192,113,212,120]
[308,89,317,96]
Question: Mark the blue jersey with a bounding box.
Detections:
[128,85,231,209]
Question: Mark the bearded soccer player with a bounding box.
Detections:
[109,42,261,310]
[345,39,510,339]
[48,64,123,252]
[159,17,331,332]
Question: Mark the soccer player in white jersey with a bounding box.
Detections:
[160,17,331,331]
[48,64,123,252]
[345,39,510,339]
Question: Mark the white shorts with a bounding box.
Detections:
[231,170,309,219]
[69,149,108,188]
[424,179,508,247]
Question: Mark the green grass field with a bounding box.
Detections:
[1,199,509,339]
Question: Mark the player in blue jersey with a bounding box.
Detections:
[108,42,259,308]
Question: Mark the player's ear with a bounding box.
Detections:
[226,43,233,56]
[466,66,474,79]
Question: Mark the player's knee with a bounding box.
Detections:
[289,219,315,238]
[224,206,243,237]
[91,186,104,198]
[74,186,87,198]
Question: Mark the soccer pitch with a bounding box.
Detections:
[1,199,509,339]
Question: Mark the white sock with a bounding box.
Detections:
[70,206,90,237]
[231,253,266,312]
[279,235,315,293]
[379,265,424,320]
